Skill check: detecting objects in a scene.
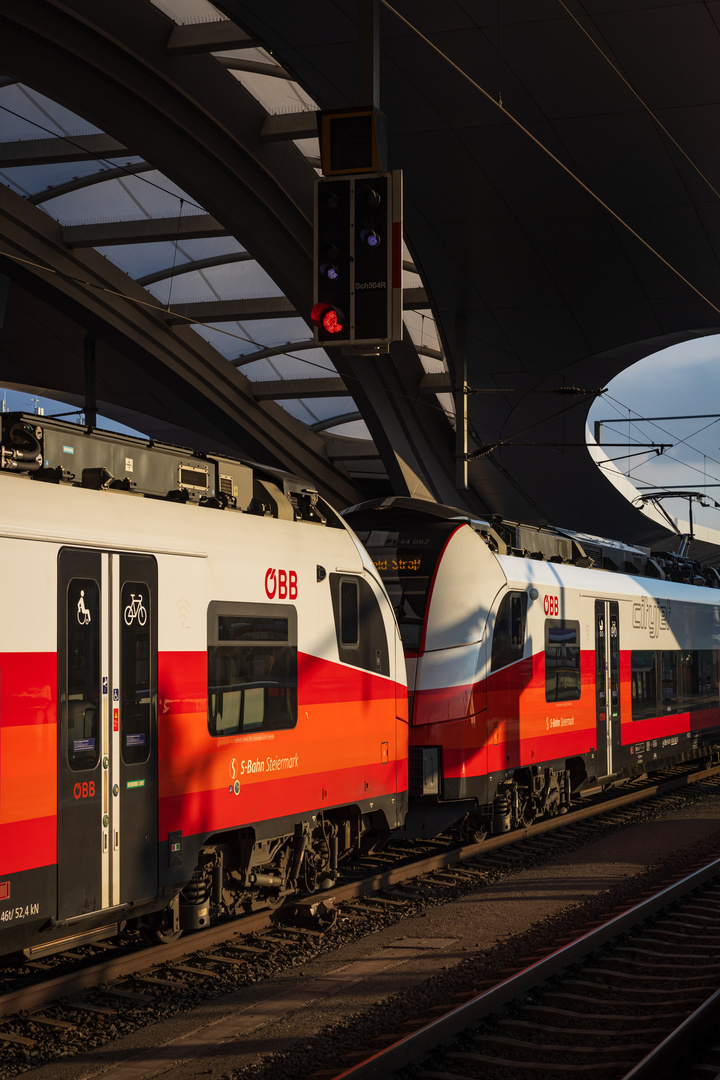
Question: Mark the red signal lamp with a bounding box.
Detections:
[310,302,345,334]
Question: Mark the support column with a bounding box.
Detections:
[455,315,468,491]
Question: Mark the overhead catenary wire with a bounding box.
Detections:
[3,10,719,466]
[555,0,720,205]
[378,0,720,321]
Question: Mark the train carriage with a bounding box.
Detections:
[346,498,720,841]
[0,415,408,959]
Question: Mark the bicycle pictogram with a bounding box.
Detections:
[124,593,147,626]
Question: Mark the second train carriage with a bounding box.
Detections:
[346,498,720,840]
[0,415,408,960]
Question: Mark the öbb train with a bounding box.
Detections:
[346,498,720,842]
[0,414,407,959]
[2,414,720,961]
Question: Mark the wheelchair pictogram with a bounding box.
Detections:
[77,589,91,625]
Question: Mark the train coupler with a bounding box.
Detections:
[278,894,337,931]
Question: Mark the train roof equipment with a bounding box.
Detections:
[0,412,335,526]
[345,496,720,590]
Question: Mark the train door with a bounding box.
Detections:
[57,549,158,921]
[595,599,621,777]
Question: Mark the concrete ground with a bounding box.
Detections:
[17,794,720,1080]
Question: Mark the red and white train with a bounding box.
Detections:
[0,415,407,959]
[346,498,720,841]
[2,415,720,962]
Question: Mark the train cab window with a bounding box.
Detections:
[330,573,390,675]
[121,581,152,765]
[207,602,297,737]
[340,579,359,646]
[350,522,450,650]
[491,592,527,671]
[545,620,581,702]
[66,577,100,771]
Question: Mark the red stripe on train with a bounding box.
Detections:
[0,818,56,874]
[158,761,398,837]
[0,653,56,727]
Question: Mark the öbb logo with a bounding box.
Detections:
[265,568,298,600]
[73,781,95,800]
[543,594,559,616]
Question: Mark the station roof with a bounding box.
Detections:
[1,1,719,559]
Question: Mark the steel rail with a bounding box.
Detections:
[1,761,718,1019]
[333,854,720,1079]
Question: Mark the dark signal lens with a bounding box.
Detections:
[360,228,381,248]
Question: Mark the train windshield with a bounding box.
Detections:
[352,524,451,650]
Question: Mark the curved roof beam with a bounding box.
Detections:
[136,250,254,287]
[232,339,315,366]
[0,134,128,167]
[30,162,154,205]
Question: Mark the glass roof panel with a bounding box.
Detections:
[227,69,317,114]
[43,171,202,224]
[144,261,282,305]
[97,236,247,279]
[325,419,372,440]
[191,317,311,358]
[277,398,322,425]
[296,397,357,424]
[148,0,224,22]
[0,159,146,199]
[0,83,103,139]
[241,348,337,381]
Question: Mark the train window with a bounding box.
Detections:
[545,620,581,702]
[66,577,100,771]
[491,592,527,671]
[207,602,298,737]
[350,523,451,650]
[679,649,719,712]
[340,579,359,646]
[631,650,658,720]
[329,573,390,675]
[121,581,152,765]
[632,648,720,720]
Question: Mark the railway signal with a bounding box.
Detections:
[312,170,403,349]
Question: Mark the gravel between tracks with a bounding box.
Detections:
[8,792,720,1080]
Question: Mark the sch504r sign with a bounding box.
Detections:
[265,568,298,600]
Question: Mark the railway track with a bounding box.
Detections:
[1,762,720,1076]
[325,853,720,1080]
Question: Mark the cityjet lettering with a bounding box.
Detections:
[265,568,298,600]
[631,596,669,638]
[239,754,299,776]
